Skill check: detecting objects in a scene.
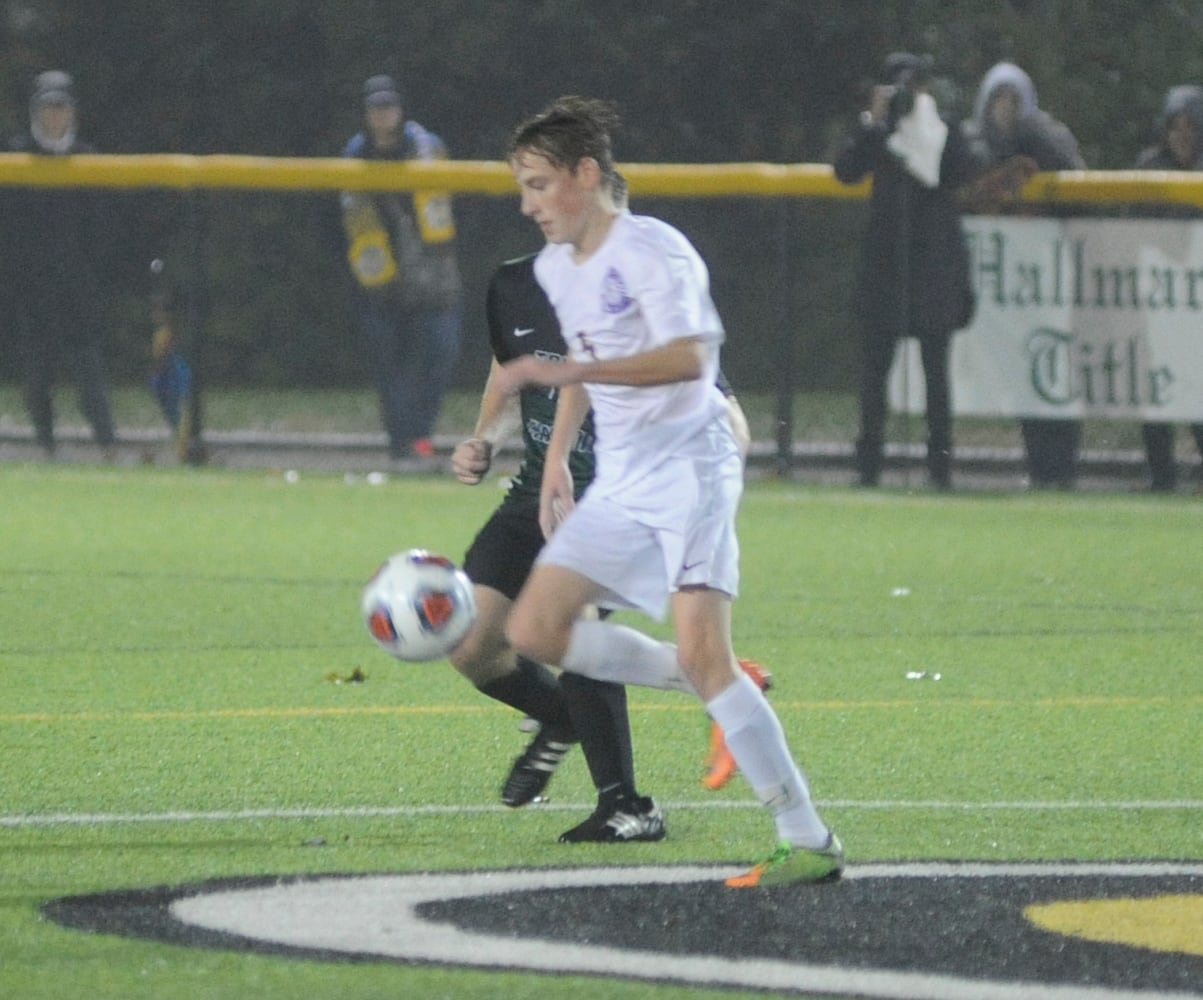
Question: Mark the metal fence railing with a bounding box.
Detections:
[3,154,1200,474]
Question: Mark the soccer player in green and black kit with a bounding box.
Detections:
[450,251,664,842]
[451,247,767,839]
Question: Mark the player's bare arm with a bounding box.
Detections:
[725,394,751,459]
[495,336,707,396]
[569,335,708,386]
[539,383,590,538]
[492,353,576,396]
[451,358,520,485]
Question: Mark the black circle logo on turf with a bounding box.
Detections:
[43,862,1203,998]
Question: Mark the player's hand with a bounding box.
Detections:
[539,462,575,539]
[451,438,492,485]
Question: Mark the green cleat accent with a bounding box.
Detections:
[726,833,845,888]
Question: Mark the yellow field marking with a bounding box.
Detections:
[1,693,1198,726]
[0,704,502,724]
[1025,895,1203,956]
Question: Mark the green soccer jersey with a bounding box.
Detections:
[486,254,597,503]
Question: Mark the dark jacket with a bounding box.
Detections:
[3,128,107,306]
[834,101,978,340]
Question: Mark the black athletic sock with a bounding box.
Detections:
[560,671,636,798]
[476,656,574,736]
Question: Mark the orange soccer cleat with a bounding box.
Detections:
[725,834,845,888]
[703,658,772,791]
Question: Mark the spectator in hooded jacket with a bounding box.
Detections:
[341,75,463,468]
[834,53,980,491]
[5,70,115,459]
[963,61,1086,490]
[1133,85,1203,492]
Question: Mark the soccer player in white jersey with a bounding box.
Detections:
[491,95,843,887]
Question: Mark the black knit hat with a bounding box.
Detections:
[880,52,932,86]
[363,74,402,108]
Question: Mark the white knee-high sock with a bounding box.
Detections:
[706,671,830,848]
[562,619,696,694]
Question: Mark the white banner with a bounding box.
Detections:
[889,216,1203,420]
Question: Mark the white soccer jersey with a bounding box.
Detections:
[534,212,731,513]
[533,212,742,617]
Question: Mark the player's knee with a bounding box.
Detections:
[503,613,540,663]
[504,610,563,667]
[676,637,737,695]
[449,621,502,682]
[448,587,513,678]
[446,628,481,677]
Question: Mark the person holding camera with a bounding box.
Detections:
[834,53,979,490]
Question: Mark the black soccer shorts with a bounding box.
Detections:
[462,498,546,601]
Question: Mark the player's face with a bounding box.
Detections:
[512,150,591,247]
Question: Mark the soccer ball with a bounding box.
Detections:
[361,550,477,662]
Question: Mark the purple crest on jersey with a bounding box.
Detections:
[601,267,631,314]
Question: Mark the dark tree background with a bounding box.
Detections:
[3,0,1203,393]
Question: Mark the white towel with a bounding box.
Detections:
[887,92,948,188]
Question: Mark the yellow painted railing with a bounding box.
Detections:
[3,152,1202,207]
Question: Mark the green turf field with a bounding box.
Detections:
[1,461,1200,999]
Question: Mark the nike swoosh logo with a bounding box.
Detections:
[682,560,704,572]
[513,327,535,338]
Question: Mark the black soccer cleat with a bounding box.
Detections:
[500,725,574,807]
[558,794,666,843]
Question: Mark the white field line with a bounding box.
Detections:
[3,798,1202,828]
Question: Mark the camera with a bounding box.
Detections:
[885,72,918,129]
[879,52,932,130]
